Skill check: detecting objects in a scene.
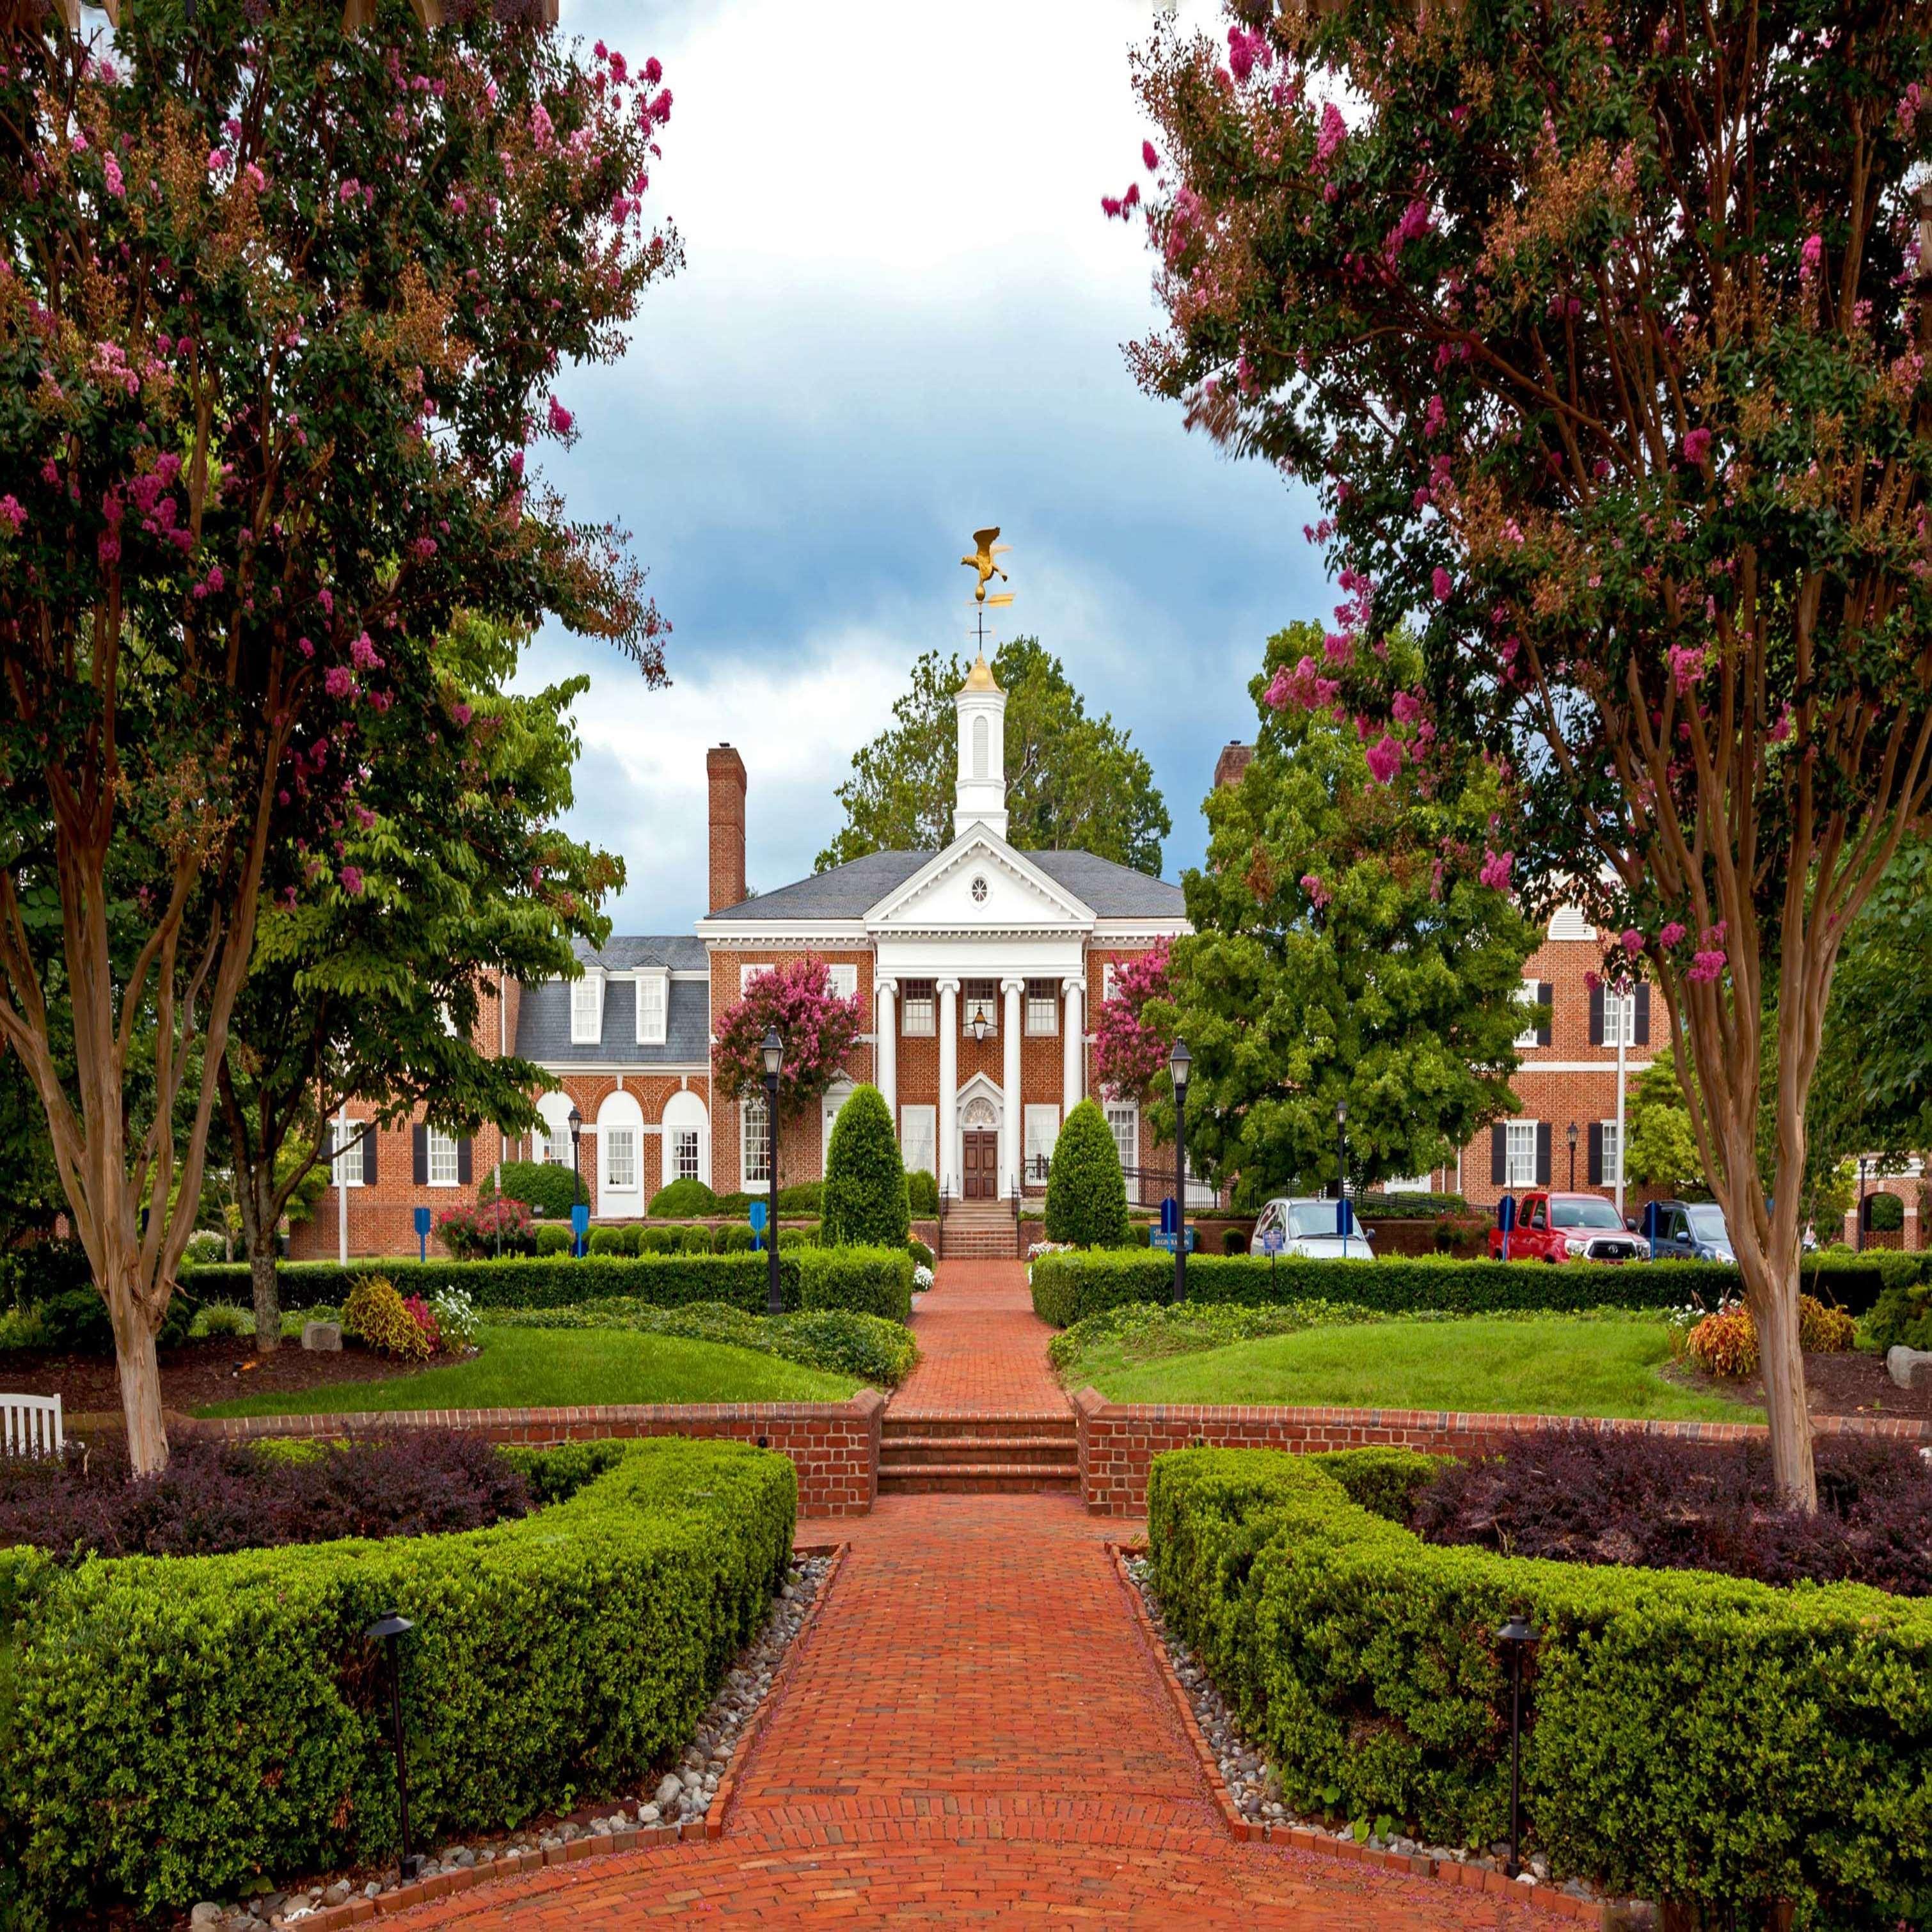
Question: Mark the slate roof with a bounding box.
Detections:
[514,939,711,1065]
[706,848,1186,922]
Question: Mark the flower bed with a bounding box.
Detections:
[0,1436,795,1922]
[1028,1247,1926,1329]
[1146,1446,1932,1928]
[0,1430,529,1561]
[186,1246,914,1323]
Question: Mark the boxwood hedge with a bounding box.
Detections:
[0,1437,795,1922]
[186,1246,914,1324]
[1147,1448,1932,1928]
[1027,1247,1925,1329]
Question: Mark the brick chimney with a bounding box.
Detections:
[1214,740,1254,790]
[706,745,748,914]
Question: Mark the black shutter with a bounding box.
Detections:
[412,1123,428,1185]
[1634,984,1651,1045]
[1535,1121,1552,1185]
[1537,982,1553,1047]
[1491,1122,1507,1185]
[362,1130,377,1186]
[1587,1122,1603,1187]
[457,1136,474,1185]
[1588,983,1605,1046]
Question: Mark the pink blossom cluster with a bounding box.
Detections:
[1264,656,1342,713]
[1313,101,1347,170]
[1227,25,1272,81]
[1092,938,1173,1104]
[1667,644,1706,694]
[1477,848,1514,891]
[1300,872,1331,908]
[1682,426,1711,464]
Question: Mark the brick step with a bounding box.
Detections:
[882,1413,1073,1442]
[876,1461,1081,1494]
[880,1436,1078,1469]
[941,1240,1018,1258]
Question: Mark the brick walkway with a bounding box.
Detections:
[380,1263,1564,1928]
[890,1258,1067,1414]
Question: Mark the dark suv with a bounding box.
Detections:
[1645,1200,1735,1263]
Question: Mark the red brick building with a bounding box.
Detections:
[298,658,1187,1257]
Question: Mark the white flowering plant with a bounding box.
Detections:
[912,1264,935,1294]
[428,1287,481,1354]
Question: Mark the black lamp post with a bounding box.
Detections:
[1334,1097,1349,1255]
[761,1028,783,1315]
[1169,1038,1192,1306]
[1566,1120,1579,1191]
[1496,1616,1540,1879]
[1857,1154,1869,1252]
[567,1104,583,1256]
[365,1611,424,1887]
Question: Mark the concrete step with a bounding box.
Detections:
[881,1436,1078,1469]
[876,1461,1081,1495]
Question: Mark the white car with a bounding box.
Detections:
[1247,1197,1376,1261]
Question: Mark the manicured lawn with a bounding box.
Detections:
[196,1324,860,1416]
[1065,1315,1761,1422]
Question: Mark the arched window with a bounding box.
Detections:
[661,1089,710,1189]
[972,713,989,781]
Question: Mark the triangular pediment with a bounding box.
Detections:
[866,829,1094,932]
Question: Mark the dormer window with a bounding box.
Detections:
[636,970,668,1047]
[570,969,604,1045]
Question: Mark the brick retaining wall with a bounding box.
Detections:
[180,1390,885,1516]
[1070,1384,1932,1516]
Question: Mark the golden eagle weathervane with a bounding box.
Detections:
[961,526,1015,654]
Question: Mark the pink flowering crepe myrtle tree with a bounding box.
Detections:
[713,959,866,1125]
[0,8,676,1470]
[1125,3,1932,1507]
[1092,937,1173,1105]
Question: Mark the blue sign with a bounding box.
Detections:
[1258,1227,1287,1256]
[570,1201,590,1257]
[1150,1228,1198,1253]
[1642,1198,1664,1259]
[1160,1196,1179,1235]
[1496,1192,1517,1262]
[748,1201,768,1250]
[413,1205,432,1263]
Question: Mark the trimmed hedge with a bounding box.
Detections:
[185,1247,913,1323]
[0,1437,795,1921]
[1147,1448,1932,1928]
[1044,1098,1130,1247]
[821,1084,910,1249]
[486,1160,586,1219]
[907,1169,939,1217]
[1028,1247,1926,1329]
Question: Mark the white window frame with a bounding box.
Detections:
[1105,1103,1138,1176]
[899,1104,937,1179]
[1514,981,1542,1050]
[1024,1104,1060,1179]
[1102,963,1120,1002]
[331,1120,365,1189]
[635,970,669,1047]
[603,1125,637,1194]
[962,979,999,1038]
[671,1127,702,1183]
[740,963,772,995]
[1382,1174,1432,1195]
[901,982,936,1038]
[546,1118,571,1165]
[1024,981,1058,1036]
[569,970,603,1045]
[1505,1120,1539,1189]
[1599,1118,1623,1189]
[1603,991,1636,1049]
[741,1091,771,1186]
[427,1127,461,1188]
[825,962,859,1001]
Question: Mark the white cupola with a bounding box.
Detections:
[953,653,1008,841]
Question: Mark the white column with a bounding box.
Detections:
[937,978,960,1198]
[1001,976,1025,1196]
[336,1105,349,1265]
[875,978,898,1125]
[1061,976,1084,1118]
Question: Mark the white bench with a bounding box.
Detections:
[2,1392,63,1459]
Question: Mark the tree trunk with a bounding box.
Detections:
[1743,1249,1817,1510]
[249,1245,281,1354]
[109,1283,170,1477]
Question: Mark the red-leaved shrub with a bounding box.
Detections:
[1410,1432,1932,1595]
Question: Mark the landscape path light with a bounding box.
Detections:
[1496,1615,1540,1880]
[365,1611,425,1888]
[761,1028,784,1315]
[1169,1038,1192,1305]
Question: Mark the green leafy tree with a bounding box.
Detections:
[821,1084,910,1249]
[1045,1098,1131,1247]
[816,639,1171,872]
[218,615,622,1350]
[1625,1061,1704,1198]
[0,6,674,1470]
[1140,625,1536,1205]
[1127,2,1932,1509]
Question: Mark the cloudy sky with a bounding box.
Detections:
[532,0,1328,932]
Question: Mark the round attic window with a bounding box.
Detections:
[970,875,989,903]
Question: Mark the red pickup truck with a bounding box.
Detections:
[1490,1191,1645,1263]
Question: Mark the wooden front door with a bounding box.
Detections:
[962,1130,998,1200]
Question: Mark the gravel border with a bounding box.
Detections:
[182,1551,837,1932]
[1118,1549,1641,1928]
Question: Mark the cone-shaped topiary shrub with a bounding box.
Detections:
[1045,1098,1130,1247]
[821,1084,910,1248]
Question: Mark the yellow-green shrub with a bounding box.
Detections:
[343,1276,433,1360]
